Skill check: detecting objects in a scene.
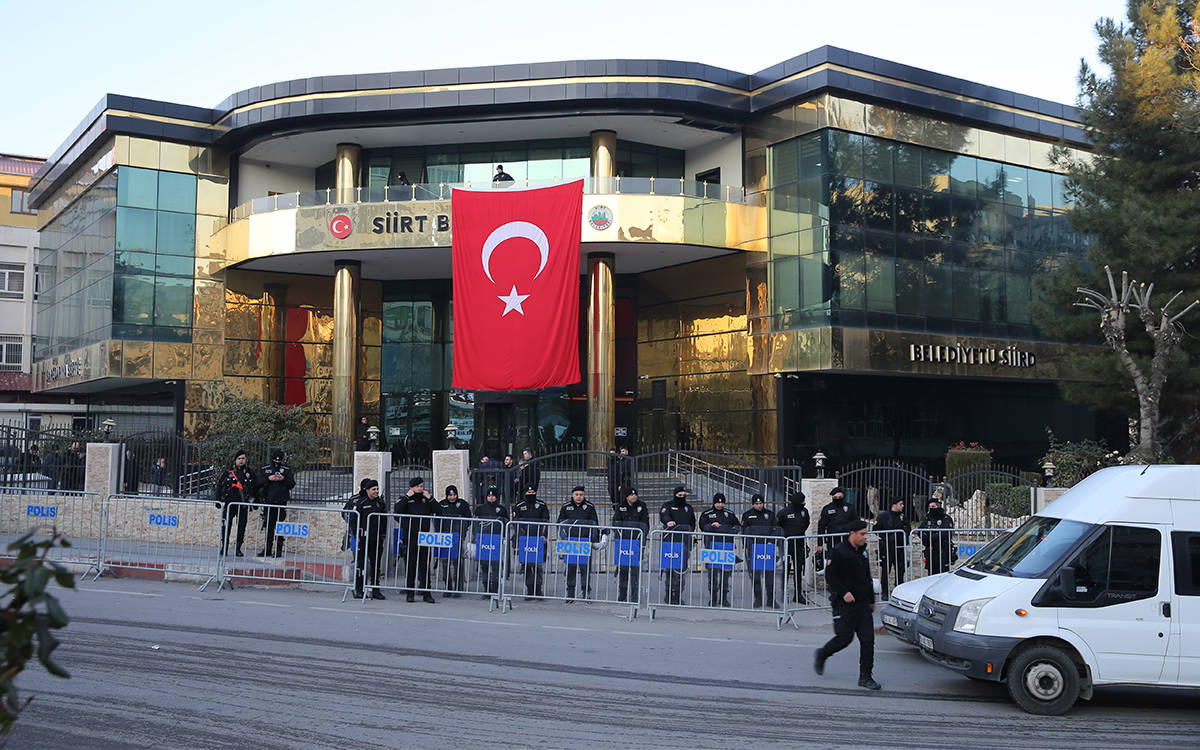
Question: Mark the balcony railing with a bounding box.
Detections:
[230,177,752,222]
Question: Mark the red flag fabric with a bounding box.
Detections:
[451,180,583,390]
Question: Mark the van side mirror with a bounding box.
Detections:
[1058,567,1077,601]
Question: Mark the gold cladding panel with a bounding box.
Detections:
[192,344,223,379]
[107,340,122,376]
[126,138,161,169]
[122,341,153,378]
[194,279,225,329]
[183,411,212,440]
[197,177,229,218]
[224,301,263,340]
[195,215,225,260]
[153,342,191,379]
[158,142,193,174]
[359,380,381,413]
[362,313,382,346]
[223,376,271,401]
[192,328,224,345]
[224,339,265,376]
[360,346,381,380]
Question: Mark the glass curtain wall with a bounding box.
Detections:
[767,129,1082,339]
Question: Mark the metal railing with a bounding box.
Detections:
[0,487,104,579]
[230,177,754,222]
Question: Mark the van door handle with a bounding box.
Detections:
[1161,602,1171,618]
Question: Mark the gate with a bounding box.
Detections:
[387,465,432,504]
[278,435,356,503]
[190,433,273,498]
[943,469,1036,527]
[119,431,197,497]
[0,427,94,491]
[835,462,933,522]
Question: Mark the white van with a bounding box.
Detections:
[915,465,1199,715]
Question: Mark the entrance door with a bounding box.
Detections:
[1170,528,1200,686]
[481,403,513,459]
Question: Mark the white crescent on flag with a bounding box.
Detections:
[480,221,549,283]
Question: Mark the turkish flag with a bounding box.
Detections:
[451,180,582,390]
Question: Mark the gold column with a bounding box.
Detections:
[261,283,287,403]
[590,130,616,192]
[332,261,361,465]
[335,143,361,204]
[587,253,615,468]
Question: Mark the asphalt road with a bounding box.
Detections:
[10,578,1199,749]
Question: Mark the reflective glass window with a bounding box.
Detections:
[798,133,823,177]
[1007,273,1030,324]
[896,259,923,315]
[154,254,193,277]
[922,151,950,192]
[949,154,977,198]
[865,252,895,312]
[1052,173,1073,209]
[861,182,893,231]
[953,267,980,320]
[862,137,893,183]
[114,272,155,323]
[1027,169,1053,209]
[157,171,196,214]
[156,212,195,256]
[1001,165,1028,206]
[154,277,193,326]
[115,250,155,273]
[771,138,799,186]
[893,144,923,188]
[834,248,864,309]
[828,131,863,178]
[116,207,157,253]
[117,167,158,209]
[827,177,863,226]
[979,270,1005,322]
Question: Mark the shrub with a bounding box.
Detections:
[985,482,1033,519]
[1040,436,1120,487]
[946,441,992,478]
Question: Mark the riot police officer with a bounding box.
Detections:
[474,486,509,598]
[436,485,473,596]
[344,478,388,600]
[816,486,859,565]
[255,450,295,558]
[557,485,599,603]
[874,497,909,598]
[395,477,440,603]
[512,485,550,598]
[699,493,740,607]
[659,486,695,605]
[776,491,811,604]
[611,487,649,603]
[917,498,955,575]
[814,520,881,690]
[741,494,779,608]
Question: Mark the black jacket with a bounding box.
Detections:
[558,499,599,542]
[776,504,811,538]
[659,500,696,530]
[517,460,541,493]
[256,462,295,506]
[355,423,372,451]
[874,509,909,556]
[437,497,473,535]
[699,507,740,543]
[215,465,255,506]
[918,511,955,561]
[474,499,509,537]
[816,499,858,538]
[740,507,779,536]
[395,491,440,536]
[343,490,389,539]
[612,499,650,537]
[826,540,875,606]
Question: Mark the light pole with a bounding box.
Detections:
[367,425,381,451]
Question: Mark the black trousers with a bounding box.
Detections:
[404,530,432,591]
[262,505,285,555]
[818,601,875,677]
[479,560,501,593]
[880,549,905,600]
[442,551,466,591]
[750,570,776,607]
[523,562,544,595]
[355,534,384,591]
[707,568,732,606]
[786,538,807,601]
[665,570,685,604]
[221,503,248,553]
[617,565,639,602]
[565,562,590,598]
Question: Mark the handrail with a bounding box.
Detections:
[667,451,762,499]
[228,176,753,223]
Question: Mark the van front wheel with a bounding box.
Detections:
[1006,646,1080,715]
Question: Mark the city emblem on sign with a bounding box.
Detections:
[588,204,613,231]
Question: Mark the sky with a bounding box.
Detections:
[2,0,1131,159]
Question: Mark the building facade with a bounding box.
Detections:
[27,47,1119,467]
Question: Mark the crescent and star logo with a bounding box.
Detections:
[329,214,352,239]
[481,221,548,317]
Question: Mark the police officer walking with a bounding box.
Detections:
[917,498,956,575]
[255,450,295,558]
[815,486,858,566]
[512,485,550,598]
[874,497,909,598]
[557,485,599,603]
[474,486,509,598]
[776,491,811,604]
[741,494,779,609]
[814,519,881,690]
[699,493,739,607]
[659,486,695,605]
[437,485,473,596]
[214,449,254,558]
[344,478,388,600]
[395,477,440,603]
[611,487,649,603]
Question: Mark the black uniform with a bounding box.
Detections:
[611,498,650,602]
[658,498,696,605]
[606,453,631,507]
[474,498,509,595]
[512,494,550,596]
[874,507,909,597]
[816,539,876,680]
[437,496,473,594]
[557,498,599,600]
[344,489,388,594]
[395,491,441,595]
[741,506,780,608]
[816,498,859,553]
[918,507,956,575]
[214,463,254,556]
[777,498,811,604]
[517,459,541,495]
[255,458,295,557]
[699,505,739,607]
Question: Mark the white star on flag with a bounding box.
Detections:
[497,285,530,316]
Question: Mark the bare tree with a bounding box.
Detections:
[1075,266,1199,463]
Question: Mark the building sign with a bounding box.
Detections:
[908,342,1036,368]
[588,204,613,231]
[32,341,109,391]
[296,202,454,252]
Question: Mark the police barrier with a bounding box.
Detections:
[646,528,789,628]
[0,486,105,578]
[501,519,643,620]
[908,526,1011,579]
[99,494,222,588]
[360,513,508,607]
[216,502,357,595]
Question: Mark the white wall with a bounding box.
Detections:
[0,223,38,372]
[683,133,744,190]
[237,160,316,205]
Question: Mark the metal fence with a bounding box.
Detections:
[0,427,94,491]
[278,436,356,504]
[646,527,790,628]
[100,494,221,588]
[216,502,357,594]
[0,487,104,578]
[501,519,642,620]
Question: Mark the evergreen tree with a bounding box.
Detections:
[1034,0,1200,461]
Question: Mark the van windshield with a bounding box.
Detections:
[967,516,1094,578]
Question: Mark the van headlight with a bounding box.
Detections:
[953,597,993,634]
